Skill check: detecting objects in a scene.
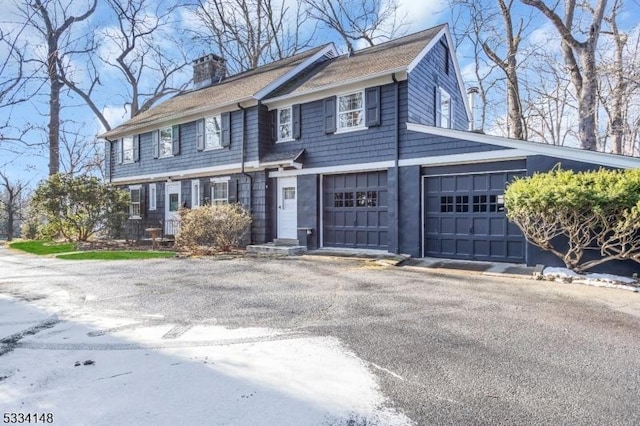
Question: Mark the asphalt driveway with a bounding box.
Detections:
[1,247,640,425]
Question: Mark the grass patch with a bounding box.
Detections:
[56,250,175,260]
[9,240,76,255]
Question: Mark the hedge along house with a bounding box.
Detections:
[102,24,640,271]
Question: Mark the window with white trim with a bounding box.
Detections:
[149,183,157,211]
[129,185,141,218]
[277,107,293,141]
[191,180,200,208]
[439,88,452,129]
[205,116,222,150]
[211,181,228,205]
[122,136,134,163]
[337,91,365,131]
[159,127,173,157]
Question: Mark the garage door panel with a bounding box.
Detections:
[473,217,488,235]
[455,217,470,234]
[323,172,388,249]
[424,171,525,263]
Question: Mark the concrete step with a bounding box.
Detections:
[247,243,306,256]
[273,238,300,246]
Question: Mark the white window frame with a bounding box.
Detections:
[210,176,230,205]
[191,180,200,208]
[439,88,452,129]
[205,116,222,150]
[159,126,173,158]
[277,106,293,142]
[129,185,142,219]
[122,136,134,163]
[149,183,157,211]
[336,90,366,133]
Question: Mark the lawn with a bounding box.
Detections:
[8,240,175,260]
[56,251,175,260]
[9,240,76,255]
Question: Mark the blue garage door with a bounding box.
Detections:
[423,171,525,262]
[323,172,388,249]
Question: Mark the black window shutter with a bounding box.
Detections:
[434,87,442,127]
[221,112,231,147]
[196,119,205,151]
[365,87,380,127]
[203,181,211,205]
[324,96,336,134]
[292,104,301,139]
[228,179,238,203]
[139,185,146,219]
[133,135,140,162]
[152,131,160,158]
[172,125,180,155]
[271,110,277,142]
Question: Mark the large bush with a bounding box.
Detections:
[30,174,130,241]
[175,203,252,253]
[505,167,640,272]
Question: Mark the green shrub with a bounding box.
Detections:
[505,166,640,272]
[175,203,252,253]
[30,174,130,242]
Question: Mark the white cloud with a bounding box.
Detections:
[397,0,446,33]
[99,104,130,135]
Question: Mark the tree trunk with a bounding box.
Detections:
[47,37,61,175]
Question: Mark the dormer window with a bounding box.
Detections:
[337,91,365,131]
[278,107,293,142]
[159,127,173,157]
[205,116,222,149]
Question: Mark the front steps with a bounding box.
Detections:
[246,239,306,256]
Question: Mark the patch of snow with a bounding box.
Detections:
[542,267,639,292]
[0,296,413,426]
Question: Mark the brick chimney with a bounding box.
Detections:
[192,54,226,89]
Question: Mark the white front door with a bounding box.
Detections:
[277,177,297,239]
[165,182,181,235]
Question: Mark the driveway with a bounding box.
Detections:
[1,247,640,425]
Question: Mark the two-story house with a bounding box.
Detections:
[102,24,639,270]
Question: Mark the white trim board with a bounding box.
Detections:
[407,122,640,169]
[111,161,260,185]
[398,149,529,167]
[268,160,395,178]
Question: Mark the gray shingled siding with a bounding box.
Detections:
[407,37,468,130]
[111,108,260,180]
[296,174,319,248]
[400,130,505,159]
[267,83,399,168]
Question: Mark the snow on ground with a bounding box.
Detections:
[0,296,412,426]
[543,267,639,292]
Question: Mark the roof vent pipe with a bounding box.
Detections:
[467,86,479,131]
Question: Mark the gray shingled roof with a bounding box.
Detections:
[102,45,330,139]
[267,25,445,99]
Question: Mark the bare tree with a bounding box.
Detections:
[597,0,640,155]
[58,0,193,133]
[521,0,608,151]
[17,0,98,175]
[304,0,406,53]
[0,170,28,241]
[192,0,315,74]
[450,0,531,139]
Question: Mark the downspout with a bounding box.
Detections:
[392,73,400,254]
[237,103,253,239]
